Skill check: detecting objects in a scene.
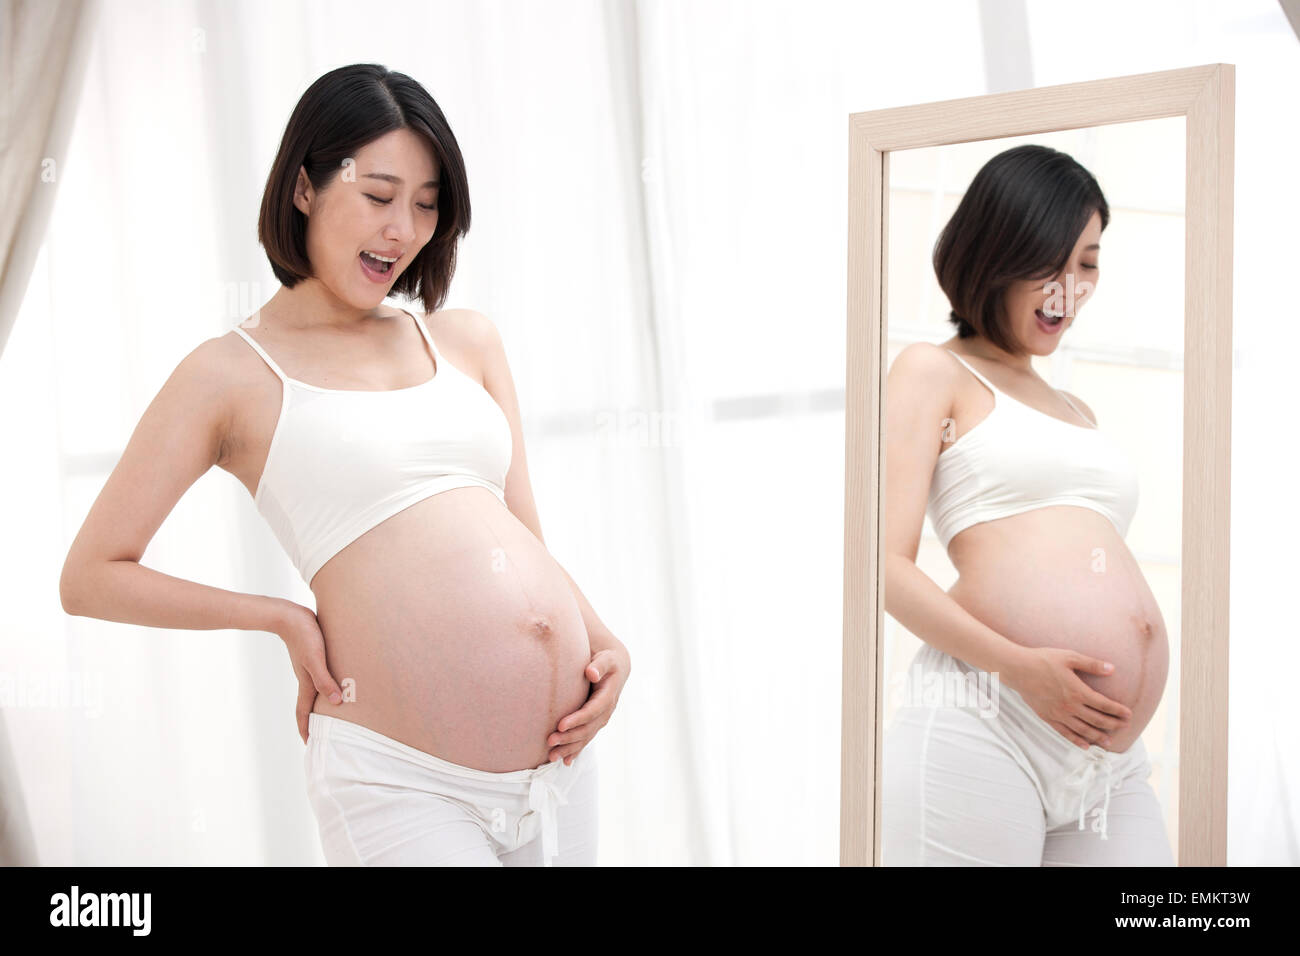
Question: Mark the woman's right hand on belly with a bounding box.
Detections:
[1004,646,1134,750]
[274,601,345,744]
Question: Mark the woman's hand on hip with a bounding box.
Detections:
[275,601,344,744]
[1006,646,1132,750]
[547,643,630,765]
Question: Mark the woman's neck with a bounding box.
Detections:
[265,281,392,332]
[948,335,1033,372]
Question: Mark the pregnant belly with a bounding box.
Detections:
[945,506,1169,753]
[308,486,593,772]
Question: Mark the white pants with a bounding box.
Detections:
[304,713,598,866]
[883,644,1175,866]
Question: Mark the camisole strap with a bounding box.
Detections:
[1055,388,1095,427]
[233,325,289,383]
[402,308,443,367]
[943,348,1000,396]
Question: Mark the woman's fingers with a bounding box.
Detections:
[548,727,584,747]
[550,697,613,752]
[1064,713,1109,746]
[549,711,610,748]
[549,648,624,758]
[300,646,343,706]
[277,608,338,743]
[585,648,619,682]
[556,682,613,733]
[556,704,595,734]
[1079,703,1127,733]
[295,678,316,744]
[1081,686,1132,721]
[1068,656,1133,721]
[549,740,587,764]
[548,727,590,760]
[1072,653,1115,677]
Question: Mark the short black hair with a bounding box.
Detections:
[932,144,1109,354]
[258,63,470,314]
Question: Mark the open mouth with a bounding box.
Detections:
[1035,307,1065,333]
[359,250,397,279]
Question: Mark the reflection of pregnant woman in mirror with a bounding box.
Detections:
[59,64,630,867]
[882,145,1172,866]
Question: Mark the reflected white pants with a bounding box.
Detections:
[883,644,1174,867]
[304,713,598,866]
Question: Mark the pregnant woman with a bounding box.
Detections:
[881,145,1172,866]
[59,64,629,867]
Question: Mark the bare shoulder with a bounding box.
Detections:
[423,307,502,350]
[420,308,505,380]
[210,326,282,396]
[143,333,247,465]
[888,341,962,387]
[1059,389,1098,426]
[172,332,247,396]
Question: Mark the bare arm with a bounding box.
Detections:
[59,337,291,636]
[882,343,1030,679]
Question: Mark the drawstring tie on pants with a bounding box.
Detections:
[1062,747,1118,840]
[528,763,571,866]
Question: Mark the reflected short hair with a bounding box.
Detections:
[258,63,470,314]
[932,144,1109,354]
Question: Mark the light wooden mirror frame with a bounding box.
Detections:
[840,64,1234,867]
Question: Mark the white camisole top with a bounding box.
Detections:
[232,309,513,586]
[926,349,1140,549]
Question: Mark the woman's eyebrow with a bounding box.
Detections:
[362,172,439,188]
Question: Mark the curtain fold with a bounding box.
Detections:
[0,0,98,356]
[0,0,99,867]
[0,710,36,866]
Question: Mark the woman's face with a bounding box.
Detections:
[293,127,441,309]
[1000,208,1102,355]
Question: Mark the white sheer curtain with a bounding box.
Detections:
[630,0,991,864]
[0,0,99,867]
[2,0,1294,867]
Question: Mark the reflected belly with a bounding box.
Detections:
[946,507,1169,753]
[308,487,592,772]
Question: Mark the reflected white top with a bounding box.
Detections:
[926,349,1139,549]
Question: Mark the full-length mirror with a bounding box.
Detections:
[840,66,1234,867]
[879,120,1185,866]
